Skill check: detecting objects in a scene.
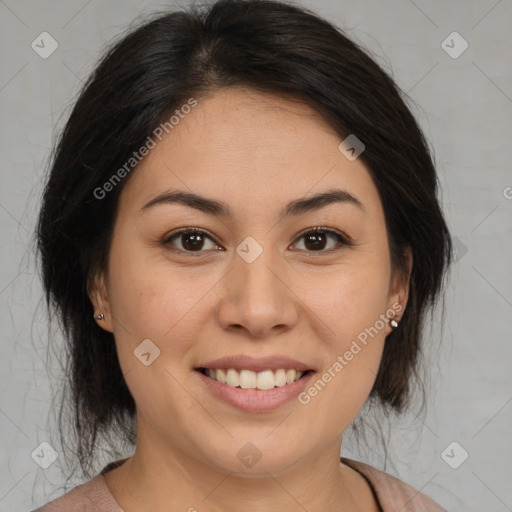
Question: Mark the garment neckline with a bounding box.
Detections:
[340,457,384,512]
[99,457,384,511]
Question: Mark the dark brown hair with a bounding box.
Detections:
[36,0,452,478]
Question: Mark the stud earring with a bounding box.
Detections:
[390,318,399,329]
[94,313,104,321]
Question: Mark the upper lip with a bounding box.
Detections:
[197,355,314,373]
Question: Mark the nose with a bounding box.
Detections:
[216,247,299,339]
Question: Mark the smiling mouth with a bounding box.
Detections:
[197,368,313,390]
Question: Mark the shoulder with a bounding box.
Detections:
[31,474,123,512]
[342,457,447,512]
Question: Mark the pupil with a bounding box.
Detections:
[305,232,326,251]
[183,233,203,251]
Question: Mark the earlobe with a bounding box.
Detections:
[87,270,114,332]
[386,248,413,333]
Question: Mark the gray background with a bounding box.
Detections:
[1,0,511,510]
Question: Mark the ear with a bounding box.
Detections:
[88,269,114,333]
[385,247,413,333]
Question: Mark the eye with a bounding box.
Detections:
[291,227,352,253]
[162,228,221,255]
[163,226,353,256]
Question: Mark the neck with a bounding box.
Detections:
[104,438,371,512]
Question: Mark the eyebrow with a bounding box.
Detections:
[140,188,364,219]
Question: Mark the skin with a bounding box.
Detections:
[90,86,412,512]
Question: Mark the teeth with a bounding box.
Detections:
[226,369,239,387]
[215,369,226,384]
[240,369,257,389]
[274,369,287,387]
[204,368,305,389]
[256,370,275,390]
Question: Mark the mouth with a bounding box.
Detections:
[196,367,313,390]
[194,354,316,412]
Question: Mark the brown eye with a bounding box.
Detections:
[163,226,351,256]
[180,232,206,251]
[292,227,351,252]
[304,231,328,251]
[163,228,220,254]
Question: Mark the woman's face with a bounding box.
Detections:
[91,86,410,475]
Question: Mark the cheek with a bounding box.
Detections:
[299,251,390,411]
[307,258,391,343]
[105,251,214,415]
[301,267,388,431]
[107,241,221,354]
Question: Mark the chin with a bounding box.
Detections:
[195,433,308,477]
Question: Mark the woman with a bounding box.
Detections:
[33,0,452,510]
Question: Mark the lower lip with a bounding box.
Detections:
[195,370,315,412]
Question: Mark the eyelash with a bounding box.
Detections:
[162,226,354,257]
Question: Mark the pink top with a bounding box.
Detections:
[32,457,447,511]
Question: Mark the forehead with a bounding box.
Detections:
[120,87,380,217]
[171,87,340,163]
